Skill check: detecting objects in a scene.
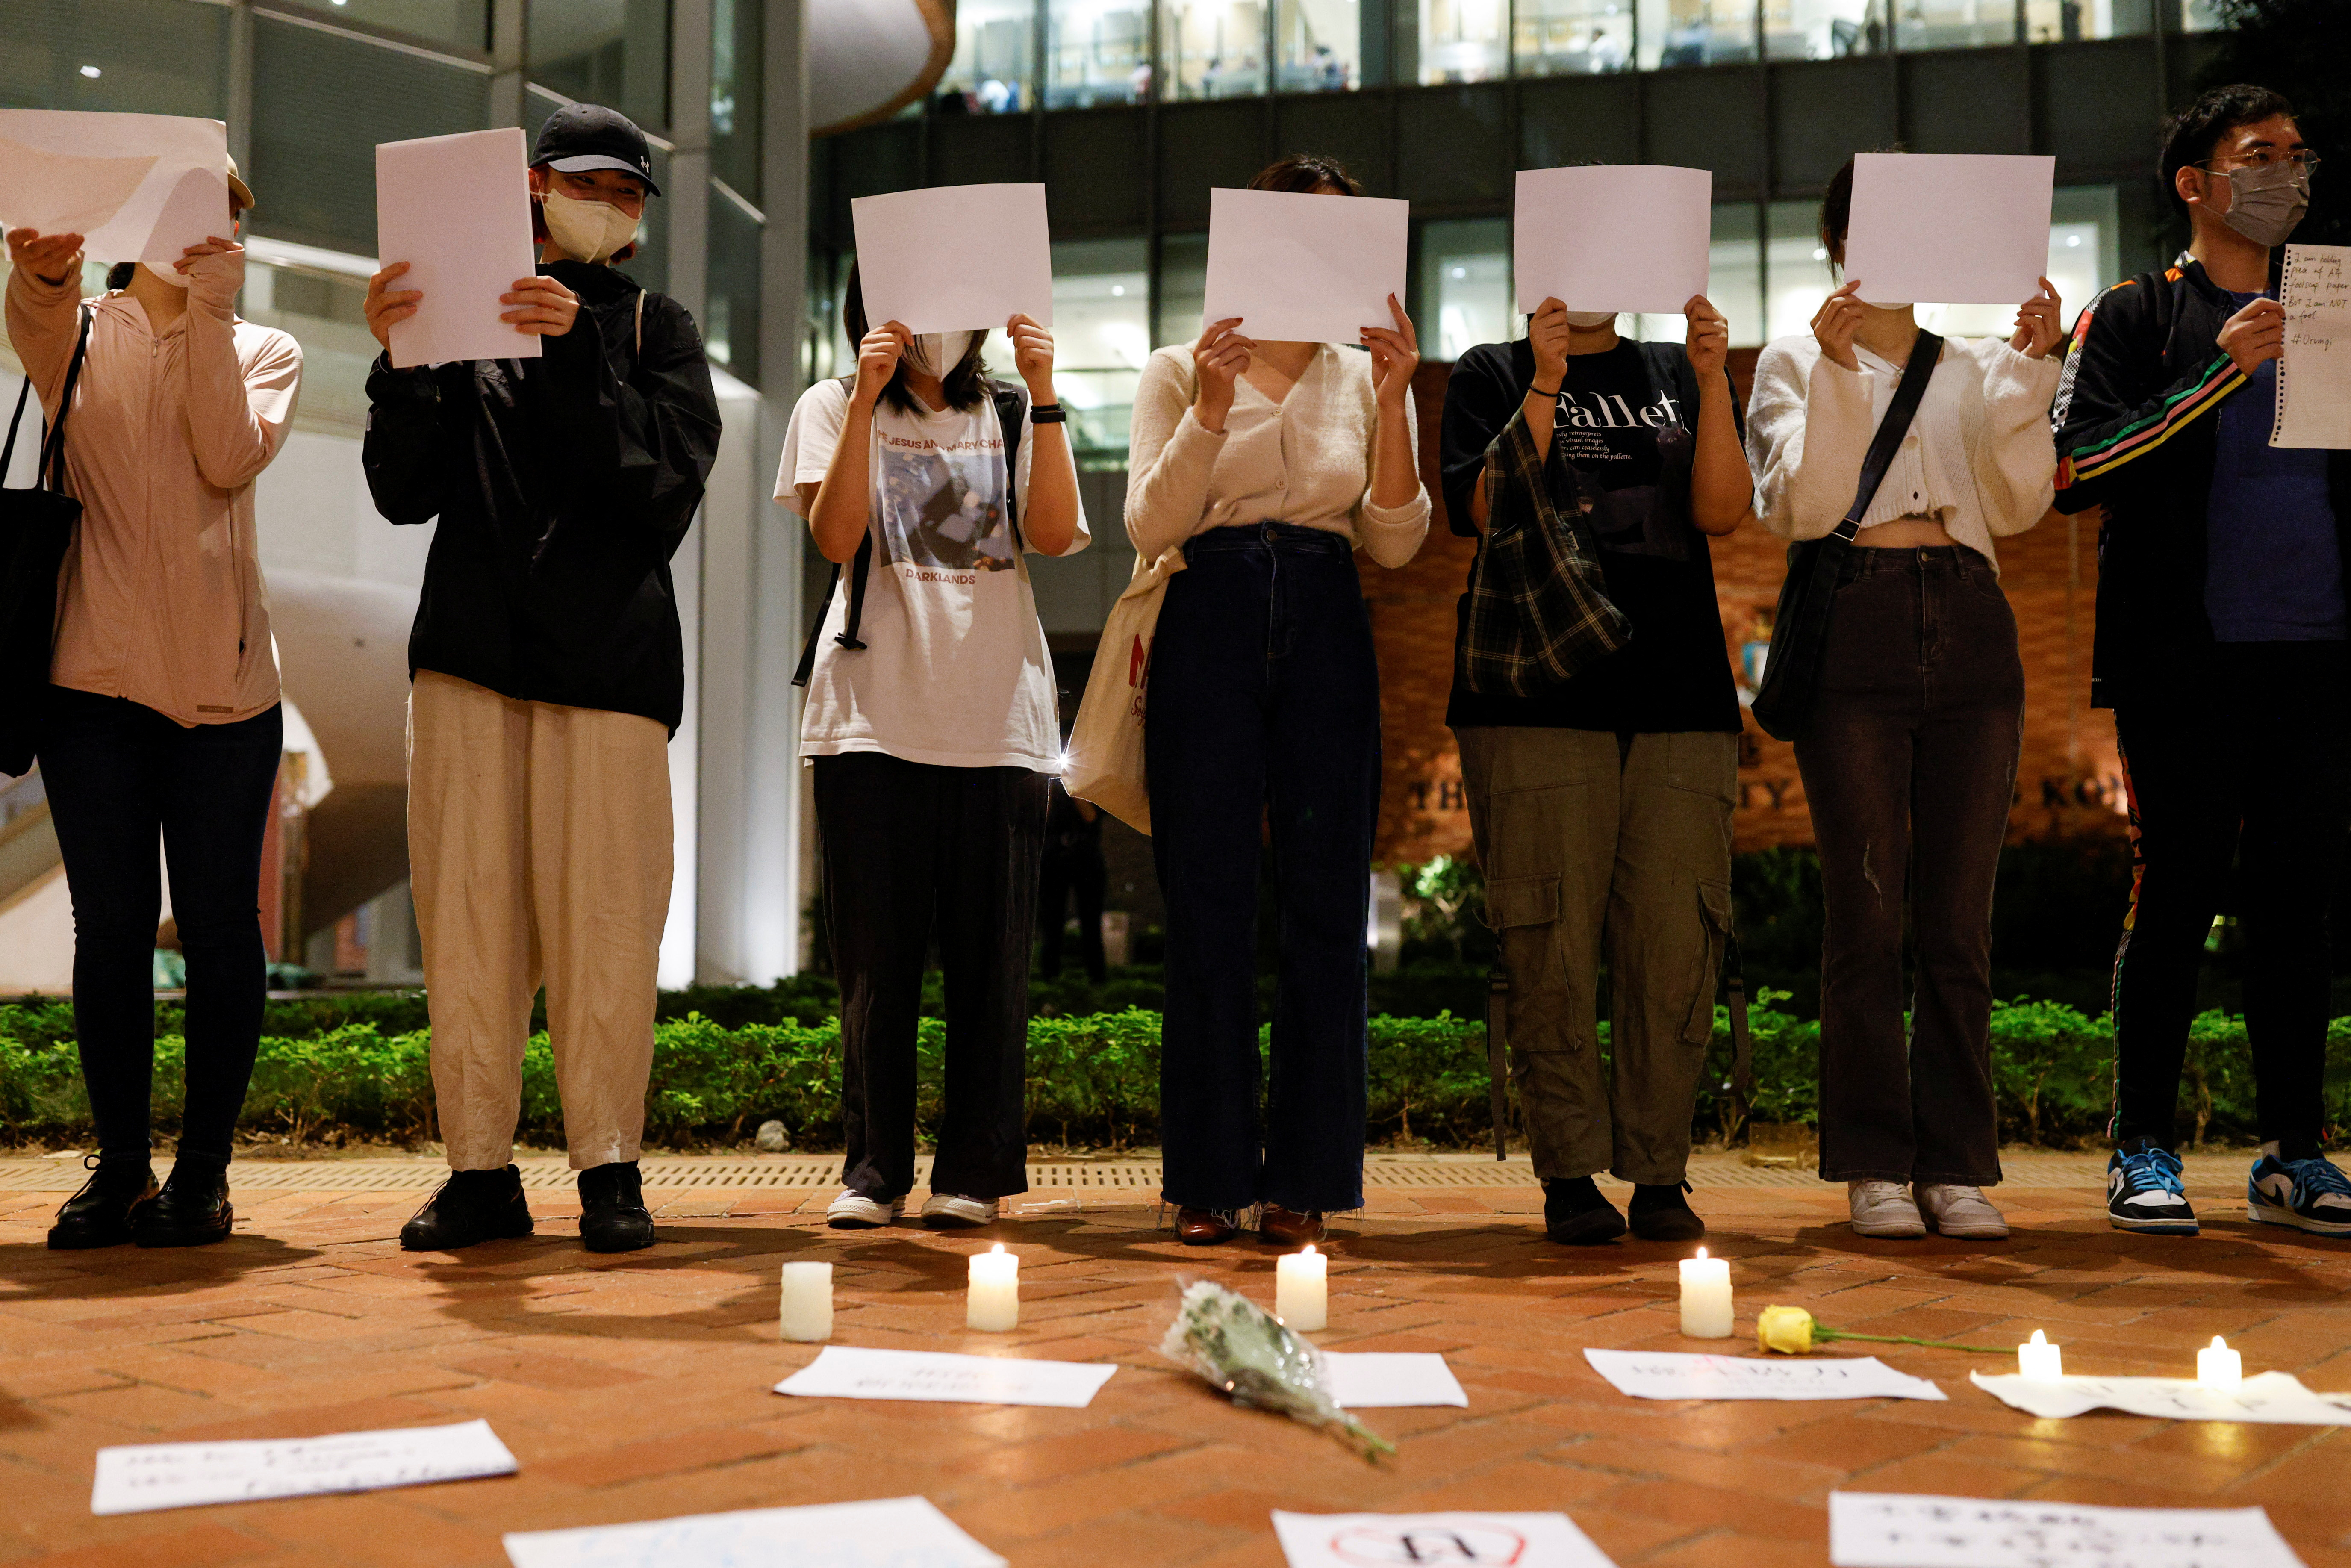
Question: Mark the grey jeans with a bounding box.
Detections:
[1456,727,1736,1185]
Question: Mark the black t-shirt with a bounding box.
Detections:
[1439,337,1742,735]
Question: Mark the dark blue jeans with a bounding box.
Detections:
[40,688,283,1166]
[1146,523,1379,1213]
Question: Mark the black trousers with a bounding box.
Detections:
[814,751,1047,1201]
[1794,548,2022,1187]
[1038,850,1106,981]
[2111,642,2351,1150]
[40,688,283,1166]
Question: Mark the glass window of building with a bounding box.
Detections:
[2,0,229,118]
[1156,233,1210,347]
[712,0,763,202]
[1765,198,1834,344]
[1019,239,1151,465]
[268,1,492,53]
[531,0,671,131]
[1763,0,1887,60]
[706,189,763,384]
[238,251,377,436]
[1047,0,1151,107]
[1276,0,1366,91]
[1160,0,1267,100]
[2179,0,2226,30]
[1420,220,1512,363]
[1414,0,1508,84]
[940,0,1036,112]
[1637,0,1758,68]
[1895,0,2015,50]
[1515,0,1635,76]
[2023,0,2155,39]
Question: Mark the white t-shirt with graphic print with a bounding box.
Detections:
[777,378,1088,771]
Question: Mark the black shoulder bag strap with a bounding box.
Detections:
[793,375,867,689]
[990,380,1030,551]
[1829,331,1943,546]
[6,306,94,489]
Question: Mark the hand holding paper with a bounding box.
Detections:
[4,227,86,287]
[0,110,227,286]
[851,184,1053,334]
[1514,164,1712,316]
[1841,153,2054,309]
[375,128,541,368]
[1201,187,1409,345]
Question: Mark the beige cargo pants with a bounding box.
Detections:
[1455,727,1735,1185]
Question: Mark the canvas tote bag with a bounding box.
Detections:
[1061,544,1185,834]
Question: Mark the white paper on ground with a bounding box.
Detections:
[773,1345,1117,1407]
[1970,1369,2351,1426]
[1322,1351,1470,1409]
[1513,165,1712,316]
[91,1418,517,1516]
[1827,1491,2306,1568]
[2273,243,2351,450]
[851,184,1053,334]
[0,110,226,286]
[504,1496,1005,1568]
[1585,1348,1947,1403]
[375,128,541,369]
[1273,1510,1619,1568]
[1200,186,1410,346]
[1841,153,2055,308]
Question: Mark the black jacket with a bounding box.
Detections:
[2051,254,2351,709]
[362,260,722,732]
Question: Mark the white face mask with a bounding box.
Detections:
[1564,310,1618,329]
[539,188,641,264]
[903,330,977,378]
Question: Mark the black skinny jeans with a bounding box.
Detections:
[40,688,283,1166]
[1794,546,2022,1187]
[2110,642,2351,1151]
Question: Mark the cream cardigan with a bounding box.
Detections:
[1745,332,2060,572]
[1125,342,1430,567]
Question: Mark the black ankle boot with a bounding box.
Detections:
[578,1162,654,1253]
[1629,1181,1706,1242]
[48,1157,159,1250]
[133,1157,233,1248]
[400,1165,534,1252]
[1543,1176,1627,1245]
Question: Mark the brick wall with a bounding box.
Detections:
[1366,352,2129,867]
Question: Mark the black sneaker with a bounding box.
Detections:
[133,1157,233,1248]
[400,1165,534,1251]
[1629,1181,1706,1243]
[47,1156,159,1250]
[2107,1136,2197,1235]
[2247,1146,2351,1237]
[578,1161,655,1253]
[1543,1176,1627,1245]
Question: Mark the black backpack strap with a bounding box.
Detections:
[791,374,871,689]
[990,380,1030,549]
[1832,331,1943,542]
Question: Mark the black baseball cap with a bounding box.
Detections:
[531,103,661,197]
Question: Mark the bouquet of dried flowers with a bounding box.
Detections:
[1159,1280,1393,1460]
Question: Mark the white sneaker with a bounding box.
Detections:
[826,1189,905,1229]
[1916,1183,2008,1239]
[1847,1179,1927,1238]
[920,1193,1001,1229]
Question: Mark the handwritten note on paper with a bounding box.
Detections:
[1200,186,1411,346]
[1827,1491,2306,1568]
[1513,165,1713,316]
[1323,1352,1470,1409]
[1273,1511,1620,1568]
[1584,1348,1947,1403]
[376,128,541,369]
[1969,1369,2351,1427]
[504,1496,1006,1568]
[91,1418,518,1516]
[772,1346,1117,1408]
[2272,244,2351,450]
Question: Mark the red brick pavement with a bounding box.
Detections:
[3,1173,2348,1566]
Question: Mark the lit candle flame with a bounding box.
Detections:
[990,1243,1006,1256]
[2210,1335,2227,1350]
[1302,1244,1316,1257]
[2030,1330,2048,1346]
[1695,1246,1708,1261]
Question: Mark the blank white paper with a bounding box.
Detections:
[91,1418,517,1516]
[2273,243,2351,450]
[0,110,226,285]
[504,1496,1005,1568]
[1969,1369,2351,1427]
[851,184,1053,335]
[1200,187,1410,346]
[1514,165,1712,316]
[1323,1351,1470,1409]
[1274,1511,1619,1568]
[375,128,541,369]
[1841,153,2054,308]
[1827,1491,2305,1568]
[1584,1348,1947,1403]
[773,1345,1117,1408]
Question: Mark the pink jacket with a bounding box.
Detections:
[6,252,301,726]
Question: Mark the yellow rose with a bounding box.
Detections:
[1756,1305,1816,1355]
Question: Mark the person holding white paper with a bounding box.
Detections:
[1126,154,1429,1248]
[2050,85,2351,1241]
[1747,150,2064,1242]
[1439,289,1752,1247]
[8,157,301,1251]
[361,103,721,1254]
[777,263,1085,1232]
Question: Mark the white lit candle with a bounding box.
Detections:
[2197,1335,2242,1390]
[779,1261,833,1343]
[967,1244,1020,1332]
[2016,1329,2062,1381]
[1677,1247,1733,1339]
[1276,1245,1329,1332]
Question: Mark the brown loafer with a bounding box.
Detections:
[1175,1207,1240,1246]
[1260,1203,1326,1247]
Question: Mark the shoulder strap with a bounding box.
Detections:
[634,289,645,357]
[1833,331,1942,540]
[1,377,33,484]
[790,378,880,688]
[34,307,95,492]
[990,379,1029,548]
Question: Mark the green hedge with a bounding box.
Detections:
[2,996,2346,1151]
